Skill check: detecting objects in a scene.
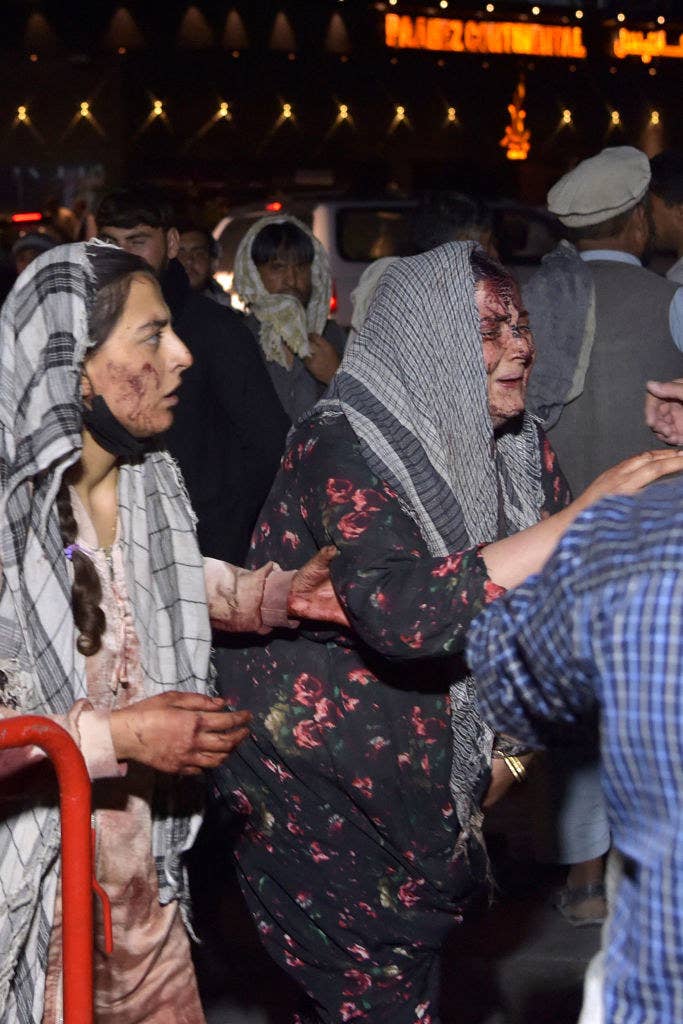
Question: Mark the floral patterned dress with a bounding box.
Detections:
[214,412,569,1024]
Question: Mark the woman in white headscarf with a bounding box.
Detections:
[214,243,683,1024]
[0,241,345,1024]
[233,215,346,422]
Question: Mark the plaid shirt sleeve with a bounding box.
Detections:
[468,483,683,1024]
[466,523,597,749]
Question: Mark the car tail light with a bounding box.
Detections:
[265,201,282,212]
[329,280,338,316]
[11,212,42,223]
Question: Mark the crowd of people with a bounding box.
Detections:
[1,144,683,1024]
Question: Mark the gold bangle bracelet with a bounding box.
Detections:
[502,754,527,782]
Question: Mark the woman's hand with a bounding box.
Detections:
[572,448,683,516]
[110,693,251,775]
[288,545,350,627]
[645,379,683,446]
[485,448,683,593]
[205,561,272,634]
[483,753,535,810]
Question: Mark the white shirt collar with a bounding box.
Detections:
[579,250,642,267]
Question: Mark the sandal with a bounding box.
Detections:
[553,882,607,927]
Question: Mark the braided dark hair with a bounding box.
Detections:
[57,244,155,656]
[56,480,105,656]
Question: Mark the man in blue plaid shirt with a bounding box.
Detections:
[467,477,683,1024]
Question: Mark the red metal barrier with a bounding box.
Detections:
[0,716,94,1023]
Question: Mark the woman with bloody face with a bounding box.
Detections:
[213,243,683,1023]
[0,241,345,1023]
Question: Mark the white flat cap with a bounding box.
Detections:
[547,146,650,227]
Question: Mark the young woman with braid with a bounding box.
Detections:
[0,241,345,1024]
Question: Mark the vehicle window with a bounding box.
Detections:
[336,208,418,262]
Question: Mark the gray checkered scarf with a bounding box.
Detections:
[0,241,212,1022]
[317,242,545,852]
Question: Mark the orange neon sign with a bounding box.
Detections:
[612,28,683,62]
[500,79,530,161]
[385,14,586,59]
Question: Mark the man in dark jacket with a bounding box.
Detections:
[97,185,290,564]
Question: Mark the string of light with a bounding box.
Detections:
[8,95,666,153]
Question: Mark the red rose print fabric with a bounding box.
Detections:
[214,413,569,1023]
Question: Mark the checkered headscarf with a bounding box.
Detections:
[0,241,211,1022]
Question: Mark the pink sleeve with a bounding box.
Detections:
[0,701,124,781]
[261,569,299,629]
[204,558,299,634]
[76,706,126,779]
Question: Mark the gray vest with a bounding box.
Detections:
[549,260,683,495]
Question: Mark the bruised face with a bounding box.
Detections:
[475,275,535,429]
[82,274,192,438]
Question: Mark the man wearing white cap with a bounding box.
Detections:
[520,146,683,937]
[525,145,683,488]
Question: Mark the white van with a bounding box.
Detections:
[211,195,562,326]
[212,197,417,327]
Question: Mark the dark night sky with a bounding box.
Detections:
[0,2,681,208]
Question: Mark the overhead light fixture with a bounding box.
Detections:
[611,110,621,126]
[650,110,660,125]
[562,108,572,124]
